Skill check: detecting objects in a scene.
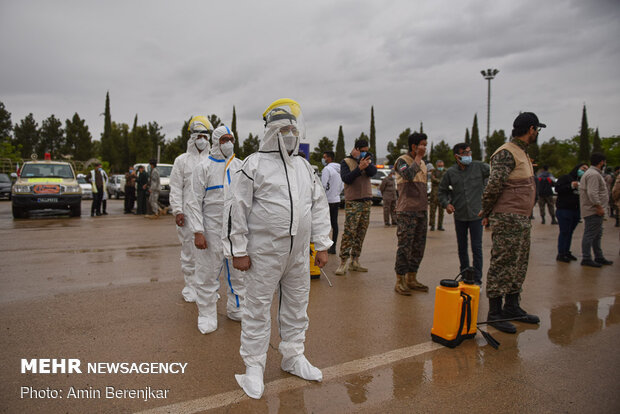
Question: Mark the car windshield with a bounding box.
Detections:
[21,163,74,179]
[0,173,10,183]
[158,166,173,177]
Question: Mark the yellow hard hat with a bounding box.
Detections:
[262,98,301,125]
[188,115,213,133]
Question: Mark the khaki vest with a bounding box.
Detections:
[395,154,428,212]
[490,141,536,216]
[343,157,372,201]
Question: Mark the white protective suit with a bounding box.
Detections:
[187,125,244,334]
[169,122,212,302]
[224,101,332,399]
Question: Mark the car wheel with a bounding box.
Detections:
[70,203,81,217]
[12,205,27,219]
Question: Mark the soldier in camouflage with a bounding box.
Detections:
[335,139,377,275]
[479,112,544,333]
[429,160,445,231]
[393,132,430,295]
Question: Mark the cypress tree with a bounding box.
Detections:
[465,128,470,145]
[419,122,424,134]
[471,114,482,160]
[231,106,241,156]
[101,91,112,163]
[335,125,345,162]
[592,127,602,154]
[369,106,376,156]
[578,104,590,163]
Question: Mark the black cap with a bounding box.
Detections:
[513,112,546,129]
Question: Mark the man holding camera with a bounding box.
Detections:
[335,139,377,275]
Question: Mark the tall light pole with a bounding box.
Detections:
[480,68,499,143]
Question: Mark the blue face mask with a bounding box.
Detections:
[460,155,472,165]
[437,167,444,171]
[577,169,585,178]
[321,158,327,166]
[359,151,368,160]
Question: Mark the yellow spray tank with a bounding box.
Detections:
[431,268,480,348]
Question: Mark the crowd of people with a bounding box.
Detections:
[84,103,618,400]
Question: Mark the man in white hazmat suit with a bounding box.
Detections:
[224,99,332,399]
[187,125,245,334]
[169,116,213,303]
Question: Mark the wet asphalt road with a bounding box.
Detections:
[0,199,619,413]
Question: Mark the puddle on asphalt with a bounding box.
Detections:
[227,294,620,413]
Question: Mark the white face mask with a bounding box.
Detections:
[195,138,208,151]
[221,141,234,157]
[281,133,297,152]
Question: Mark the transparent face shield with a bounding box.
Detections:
[263,100,305,154]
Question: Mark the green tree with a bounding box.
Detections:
[484,129,507,163]
[161,119,191,163]
[601,136,620,167]
[335,125,345,162]
[369,106,376,156]
[101,92,113,163]
[419,122,424,134]
[64,113,92,160]
[13,113,39,159]
[471,114,482,160]
[431,140,454,167]
[37,115,65,158]
[0,101,12,143]
[147,121,165,162]
[465,128,470,145]
[208,114,221,130]
[578,104,590,163]
[538,137,578,176]
[108,122,130,172]
[242,133,260,157]
[231,106,240,156]
[386,128,412,165]
[592,127,602,154]
[310,136,334,167]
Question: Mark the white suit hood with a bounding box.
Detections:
[210,125,235,159]
[169,133,211,216]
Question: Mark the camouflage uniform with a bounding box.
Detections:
[429,168,445,229]
[340,200,372,260]
[394,155,428,275]
[395,211,427,274]
[481,138,535,299]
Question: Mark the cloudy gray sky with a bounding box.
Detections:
[1,0,619,158]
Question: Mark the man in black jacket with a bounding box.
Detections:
[554,163,588,262]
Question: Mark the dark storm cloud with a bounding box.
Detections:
[1,0,619,157]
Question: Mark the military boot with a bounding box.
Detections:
[405,272,428,292]
[488,297,516,333]
[394,274,412,296]
[349,258,368,272]
[503,293,540,324]
[334,258,349,275]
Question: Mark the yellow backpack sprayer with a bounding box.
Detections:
[431,268,502,349]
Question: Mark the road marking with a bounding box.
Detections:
[135,340,443,414]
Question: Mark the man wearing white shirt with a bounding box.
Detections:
[322,151,344,255]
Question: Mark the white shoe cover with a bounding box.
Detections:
[227,312,242,322]
[282,355,323,382]
[182,287,197,303]
[197,316,217,334]
[235,366,264,399]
